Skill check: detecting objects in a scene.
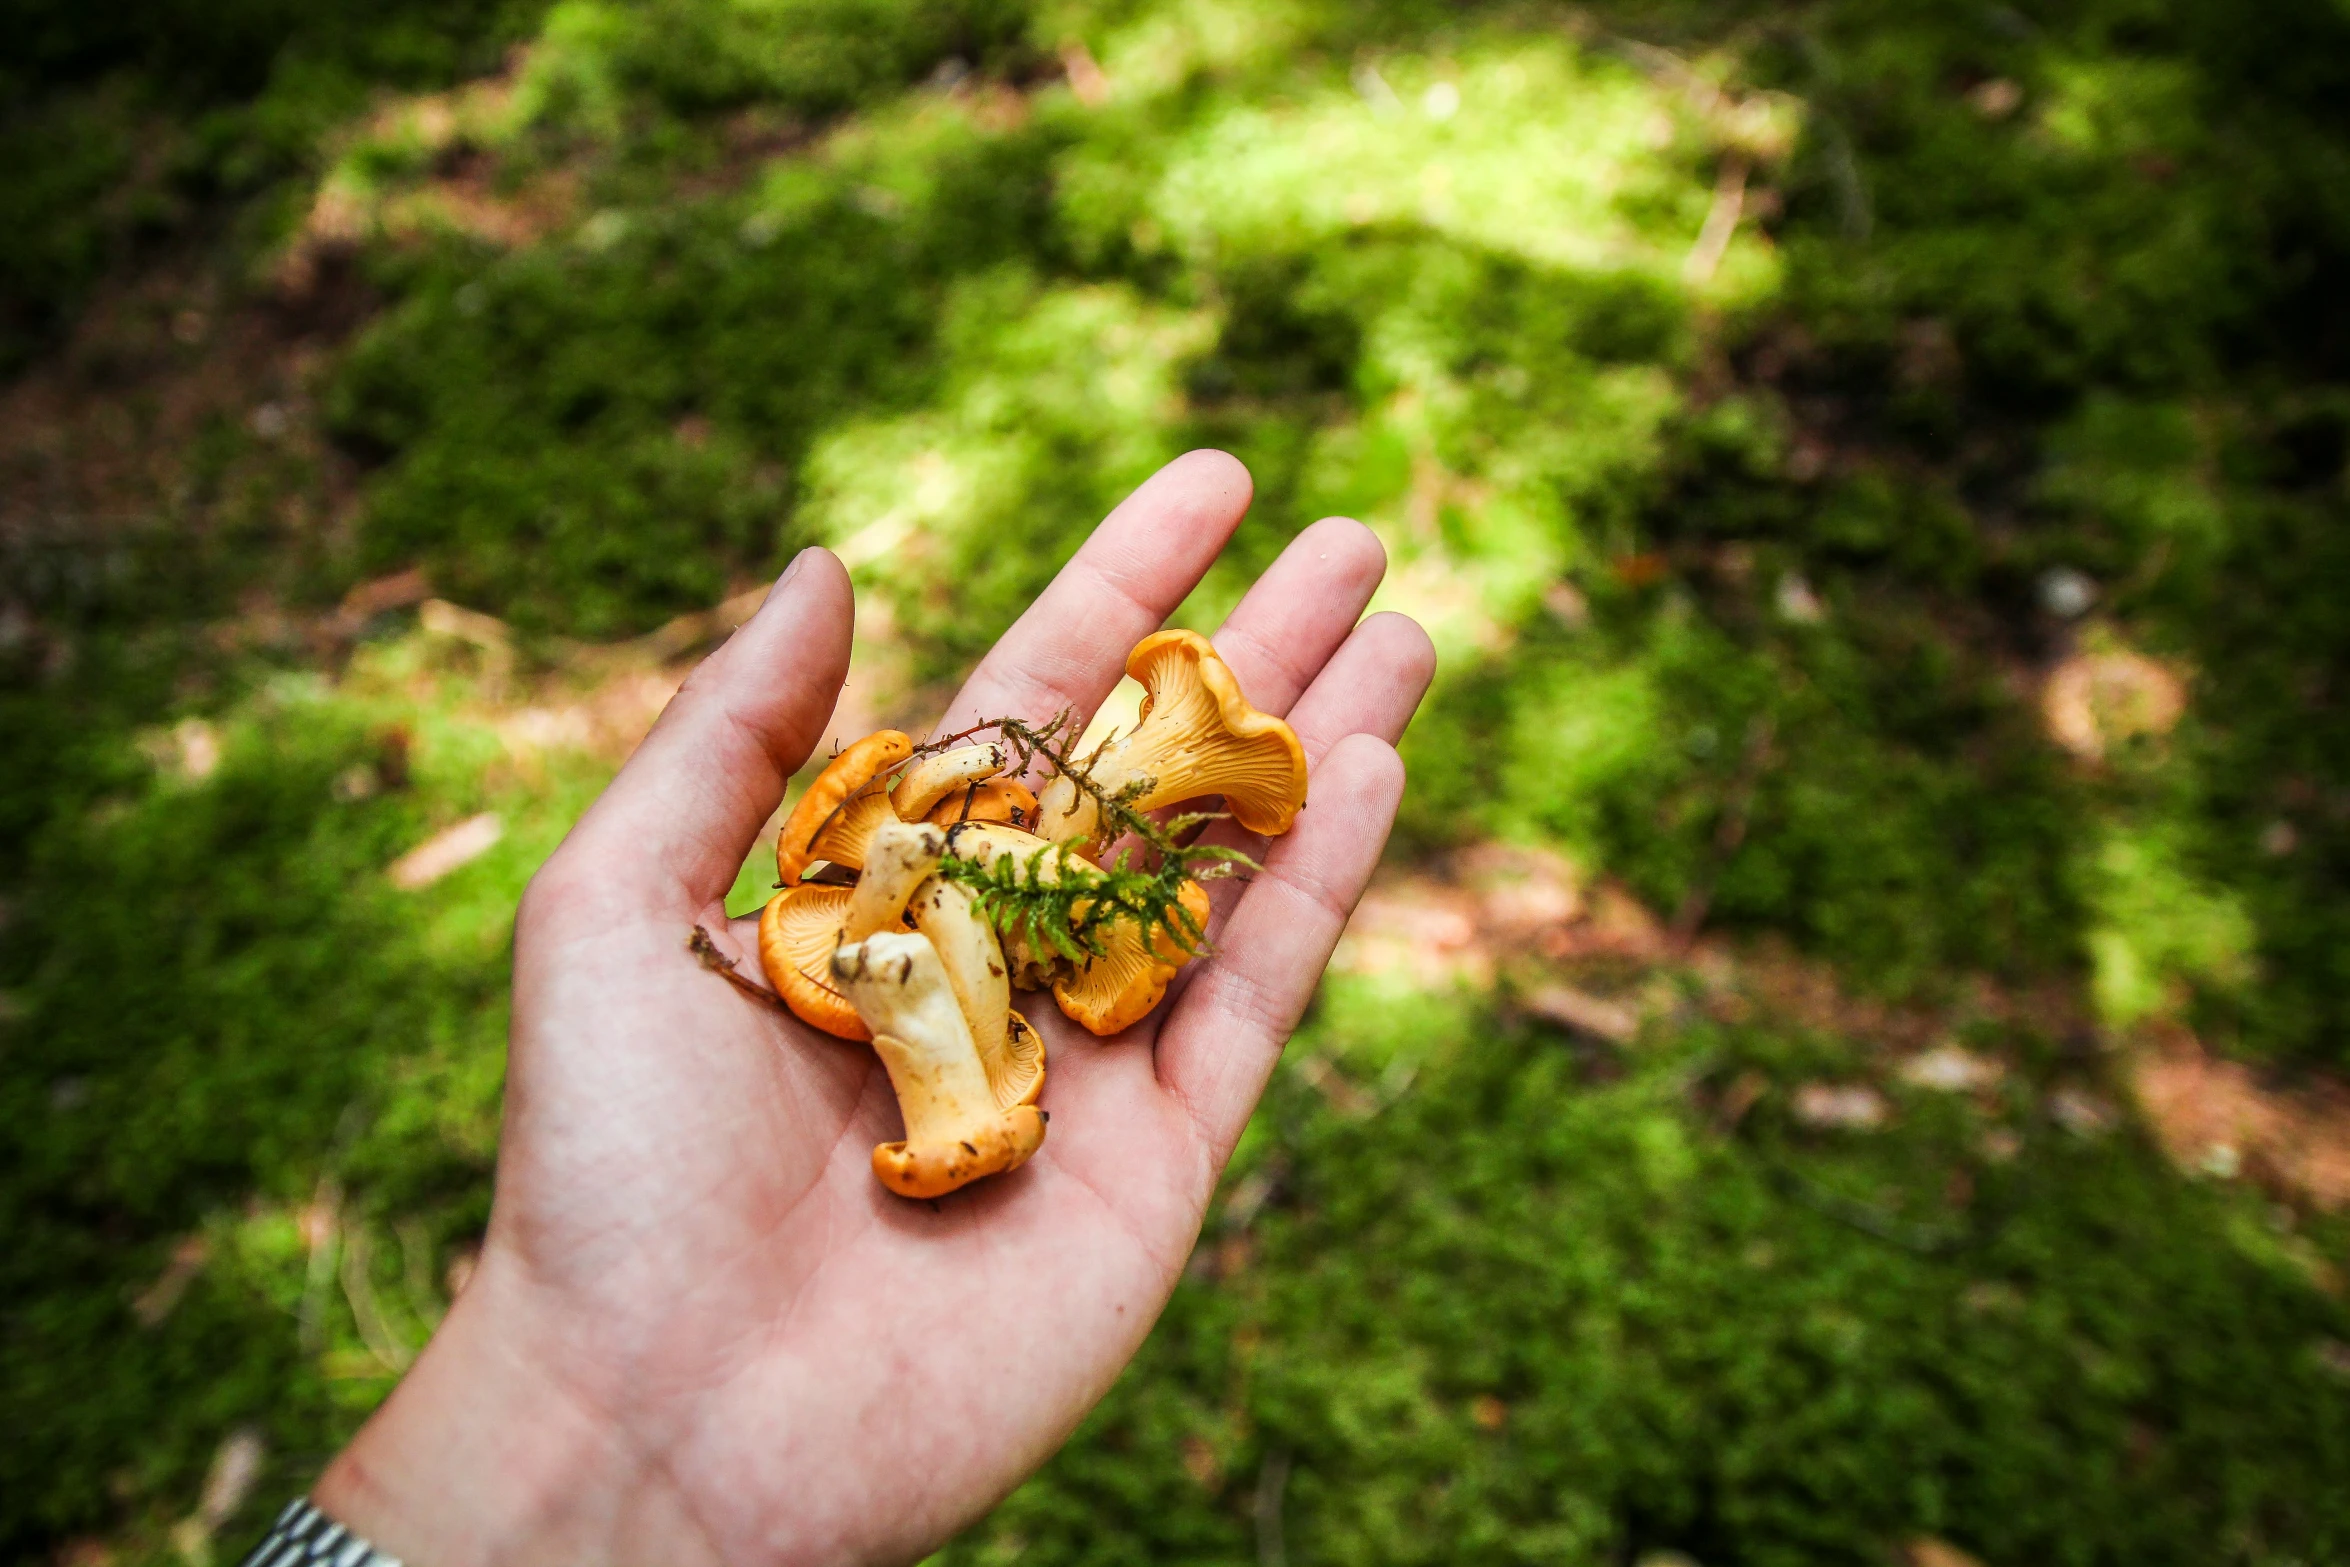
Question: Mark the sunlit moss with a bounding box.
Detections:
[2085,823,2256,1027]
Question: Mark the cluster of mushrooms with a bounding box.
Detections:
[755,631,1310,1200]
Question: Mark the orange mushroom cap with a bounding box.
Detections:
[757,884,866,1040]
[776,730,912,887]
[924,775,1038,830]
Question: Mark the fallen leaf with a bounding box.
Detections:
[1775,572,1825,624]
[1792,1082,1890,1130]
[1979,1128,2024,1162]
[131,1234,210,1328]
[1059,37,1111,106]
[1583,880,1671,960]
[1716,1070,1769,1130]
[2042,648,2186,762]
[1181,1434,1222,1489]
[1330,878,1492,987]
[1525,983,1638,1044]
[1906,1539,1987,1567]
[1220,1169,1278,1231]
[1292,1053,1378,1117]
[141,719,221,781]
[1968,77,2023,119]
[336,567,432,626]
[196,1426,266,1526]
[171,1425,266,1556]
[1542,580,1590,628]
[1614,552,1670,588]
[1961,1281,2025,1315]
[1900,1045,2004,1093]
[2048,1085,2117,1138]
[388,813,503,888]
[1458,842,1583,936]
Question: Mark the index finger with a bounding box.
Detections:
[932,450,1253,737]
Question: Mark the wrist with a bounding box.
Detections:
[312,1247,721,1567]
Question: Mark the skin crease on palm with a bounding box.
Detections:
[311,451,1437,1566]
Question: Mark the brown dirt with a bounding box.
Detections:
[2129,1025,2350,1210]
[1332,843,2350,1212]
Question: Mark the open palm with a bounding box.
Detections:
[314,452,1435,1566]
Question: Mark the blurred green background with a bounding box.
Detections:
[5,0,2350,1560]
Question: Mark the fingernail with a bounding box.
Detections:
[775,547,815,591]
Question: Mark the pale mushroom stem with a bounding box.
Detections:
[830,933,1045,1198]
[905,875,1014,1088]
[842,820,947,941]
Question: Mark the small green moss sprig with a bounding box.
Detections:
[913,711,1259,965]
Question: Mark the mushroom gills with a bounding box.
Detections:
[778,730,913,885]
[758,884,866,1041]
[1051,878,1213,1036]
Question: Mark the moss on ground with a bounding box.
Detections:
[951,992,2350,1565]
[5,0,2350,1559]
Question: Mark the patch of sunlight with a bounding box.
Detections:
[221,626,626,960]
[508,0,647,135]
[1325,372,1670,655]
[1301,969,1481,1075]
[2086,822,2256,1027]
[1087,0,1322,102]
[1149,40,1722,285]
[1367,545,1535,664]
[292,51,570,266]
[1495,656,1670,853]
[793,269,1212,587]
[2033,54,2201,160]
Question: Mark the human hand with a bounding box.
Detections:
[312,451,1435,1565]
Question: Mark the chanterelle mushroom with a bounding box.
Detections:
[757,884,866,1040]
[1033,630,1306,848]
[831,932,1047,1198]
[777,730,912,886]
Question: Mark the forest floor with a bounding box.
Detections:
[6,1,2350,1562]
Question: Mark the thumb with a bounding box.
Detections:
[558,547,856,911]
